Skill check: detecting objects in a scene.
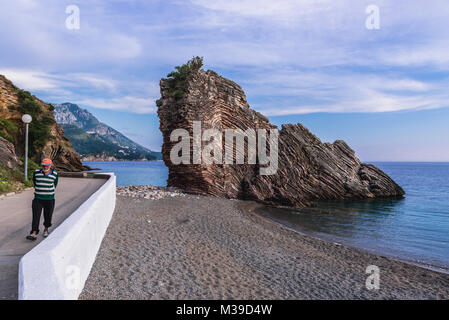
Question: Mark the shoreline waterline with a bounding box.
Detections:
[85,161,449,275]
[250,202,449,276]
[80,195,449,299]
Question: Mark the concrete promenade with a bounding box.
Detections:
[0,177,105,299]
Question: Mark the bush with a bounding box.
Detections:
[17,89,54,155]
[172,89,184,100]
[0,118,18,143]
[17,90,40,115]
[0,181,11,193]
[0,131,14,144]
[167,56,203,82]
[18,158,39,181]
[0,166,27,193]
[166,56,204,100]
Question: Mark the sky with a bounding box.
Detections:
[0,0,448,161]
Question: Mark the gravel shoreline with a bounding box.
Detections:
[116,185,185,200]
[80,192,449,299]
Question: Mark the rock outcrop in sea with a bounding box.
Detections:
[157,62,405,207]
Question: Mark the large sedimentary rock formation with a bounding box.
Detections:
[158,69,404,207]
[0,75,86,171]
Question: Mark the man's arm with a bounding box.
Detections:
[54,171,58,188]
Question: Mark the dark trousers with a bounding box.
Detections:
[31,198,55,234]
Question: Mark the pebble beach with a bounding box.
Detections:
[79,187,449,300]
[116,185,185,200]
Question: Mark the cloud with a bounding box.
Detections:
[190,0,328,18]
[0,0,142,69]
[0,68,158,113]
[260,93,448,116]
[1,0,449,117]
[237,68,449,115]
[77,96,157,114]
[66,73,117,90]
[0,69,60,91]
[0,69,117,92]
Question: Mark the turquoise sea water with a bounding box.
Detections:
[85,161,449,270]
[257,162,449,271]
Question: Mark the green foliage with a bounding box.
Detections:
[0,179,11,193]
[48,103,55,112]
[0,118,18,143]
[24,179,34,188]
[0,132,13,143]
[19,157,39,181]
[166,56,204,100]
[8,105,16,111]
[17,90,40,115]
[167,56,203,82]
[156,99,163,107]
[0,158,40,194]
[172,89,184,100]
[17,89,55,155]
[0,164,31,193]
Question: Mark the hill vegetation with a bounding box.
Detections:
[156,56,203,106]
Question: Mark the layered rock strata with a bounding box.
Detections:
[157,69,405,207]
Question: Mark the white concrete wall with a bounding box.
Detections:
[18,173,116,300]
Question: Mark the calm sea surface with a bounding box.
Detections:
[85,161,168,186]
[85,161,449,270]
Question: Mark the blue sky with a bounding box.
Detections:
[1,0,448,161]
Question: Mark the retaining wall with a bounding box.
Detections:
[18,173,116,300]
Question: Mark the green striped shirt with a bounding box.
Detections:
[33,169,58,200]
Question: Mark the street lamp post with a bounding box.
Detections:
[22,114,32,181]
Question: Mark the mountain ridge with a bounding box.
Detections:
[54,102,161,161]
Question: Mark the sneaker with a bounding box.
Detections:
[26,234,37,241]
[43,230,49,238]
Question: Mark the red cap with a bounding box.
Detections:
[41,158,52,166]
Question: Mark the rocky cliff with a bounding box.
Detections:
[157,66,405,207]
[0,136,21,169]
[0,75,86,171]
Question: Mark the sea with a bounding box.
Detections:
[86,160,168,187]
[85,161,449,271]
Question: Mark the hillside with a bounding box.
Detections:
[0,75,86,193]
[54,103,161,161]
[0,75,85,170]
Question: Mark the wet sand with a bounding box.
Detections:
[80,195,449,300]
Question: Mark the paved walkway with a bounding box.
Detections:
[0,177,106,300]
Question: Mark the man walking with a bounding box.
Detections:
[26,158,58,241]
